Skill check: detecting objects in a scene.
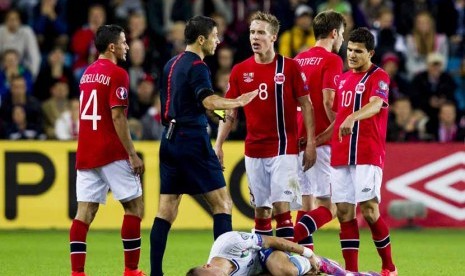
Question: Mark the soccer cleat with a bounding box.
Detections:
[318,257,347,276]
[71,272,87,276]
[123,269,146,276]
[380,267,398,276]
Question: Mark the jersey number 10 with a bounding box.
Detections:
[80,89,102,130]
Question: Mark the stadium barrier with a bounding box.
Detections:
[0,141,464,229]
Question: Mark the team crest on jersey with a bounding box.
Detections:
[274,73,285,84]
[116,87,128,100]
[243,72,254,83]
[355,83,365,94]
[338,80,346,89]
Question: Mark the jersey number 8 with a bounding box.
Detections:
[80,89,102,130]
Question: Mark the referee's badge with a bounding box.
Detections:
[355,83,365,94]
[274,73,285,84]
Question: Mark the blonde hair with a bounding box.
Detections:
[250,11,280,35]
[413,11,436,57]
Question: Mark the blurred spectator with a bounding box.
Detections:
[65,0,113,36]
[317,0,352,14]
[358,0,393,29]
[166,21,186,57]
[426,100,465,142]
[128,74,155,119]
[126,39,150,94]
[410,52,457,129]
[370,7,407,66]
[278,4,315,57]
[0,49,33,97]
[32,0,68,54]
[128,117,143,140]
[5,104,46,140]
[34,46,77,101]
[112,0,143,26]
[0,75,42,126]
[140,94,163,140]
[381,52,410,103]
[55,97,79,140]
[41,78,69,139]
[70,4,106,80]
[206,44,234,80]
[126,9,149,47]
[387,96,427,141]
[0,9,41,78]
[392,0,432,36]
[0,0,13,22]
[405,10,448,79]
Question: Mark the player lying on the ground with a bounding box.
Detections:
[186,231,380,276]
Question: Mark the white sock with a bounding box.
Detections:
[288,255,311,275]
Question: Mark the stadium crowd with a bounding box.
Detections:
[0,0,465,142]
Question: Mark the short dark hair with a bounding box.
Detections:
[184,16,217,45]
[313,10,346,40]
[94,24,124,53]
[348,27,375,51]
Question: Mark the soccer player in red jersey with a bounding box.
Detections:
[215,11,317,242]
[331,28,397,275]
[292,10,346,250]
[69,25,146,276]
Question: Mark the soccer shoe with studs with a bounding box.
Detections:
[380,267,398,276]
[123,269,146,276]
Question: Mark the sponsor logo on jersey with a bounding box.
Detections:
[116,87,128,100]
[243,72,254,83]
[274,73,285,84]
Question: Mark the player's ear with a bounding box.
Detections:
[198,35,205,46]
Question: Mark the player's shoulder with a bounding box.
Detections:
[372,66,389,80]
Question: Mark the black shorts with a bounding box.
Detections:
[159,126,226,195]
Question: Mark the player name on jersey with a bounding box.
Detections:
[296,57,323,66]
[80,73,111,86]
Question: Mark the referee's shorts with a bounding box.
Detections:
[159,126,226,195]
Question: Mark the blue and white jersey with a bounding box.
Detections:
[207,231,264,276]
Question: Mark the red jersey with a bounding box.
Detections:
[331,65,390,168]
[294,46,343,145]
[226,54,308,158]
[76,59,129,169]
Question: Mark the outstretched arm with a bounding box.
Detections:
[202,89,258,110]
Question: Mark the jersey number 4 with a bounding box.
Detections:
[80,89,102,130]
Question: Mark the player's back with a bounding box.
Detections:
[295,46,343,138]
[76,59,129,169]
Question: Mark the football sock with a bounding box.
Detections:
[295,210,314,249]
[275,211,294,241]
[213,213,232,240]
[150,217,171,276]
[289,255,311,275]
[368,217,395,271]
[254,217,273,236]
[294,206,332,244]
[340,219,359,272]
[121,215,141,271]
[70,219,89,273]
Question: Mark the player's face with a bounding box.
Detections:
[249,20,277,57]
[202,27,220,57]
[114,32,129,62]
[332,25,345,53]
[346,41,373,72]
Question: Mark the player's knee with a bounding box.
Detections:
[360,203,379,224]
[211,197,232,214]
[156,204,179,223]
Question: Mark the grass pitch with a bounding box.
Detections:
[1,228,464,275]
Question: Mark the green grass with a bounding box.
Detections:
[1,228,464,275]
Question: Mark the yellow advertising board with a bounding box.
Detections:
[0,141,338,229]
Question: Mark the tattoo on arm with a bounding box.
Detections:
[226,114,235,123]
